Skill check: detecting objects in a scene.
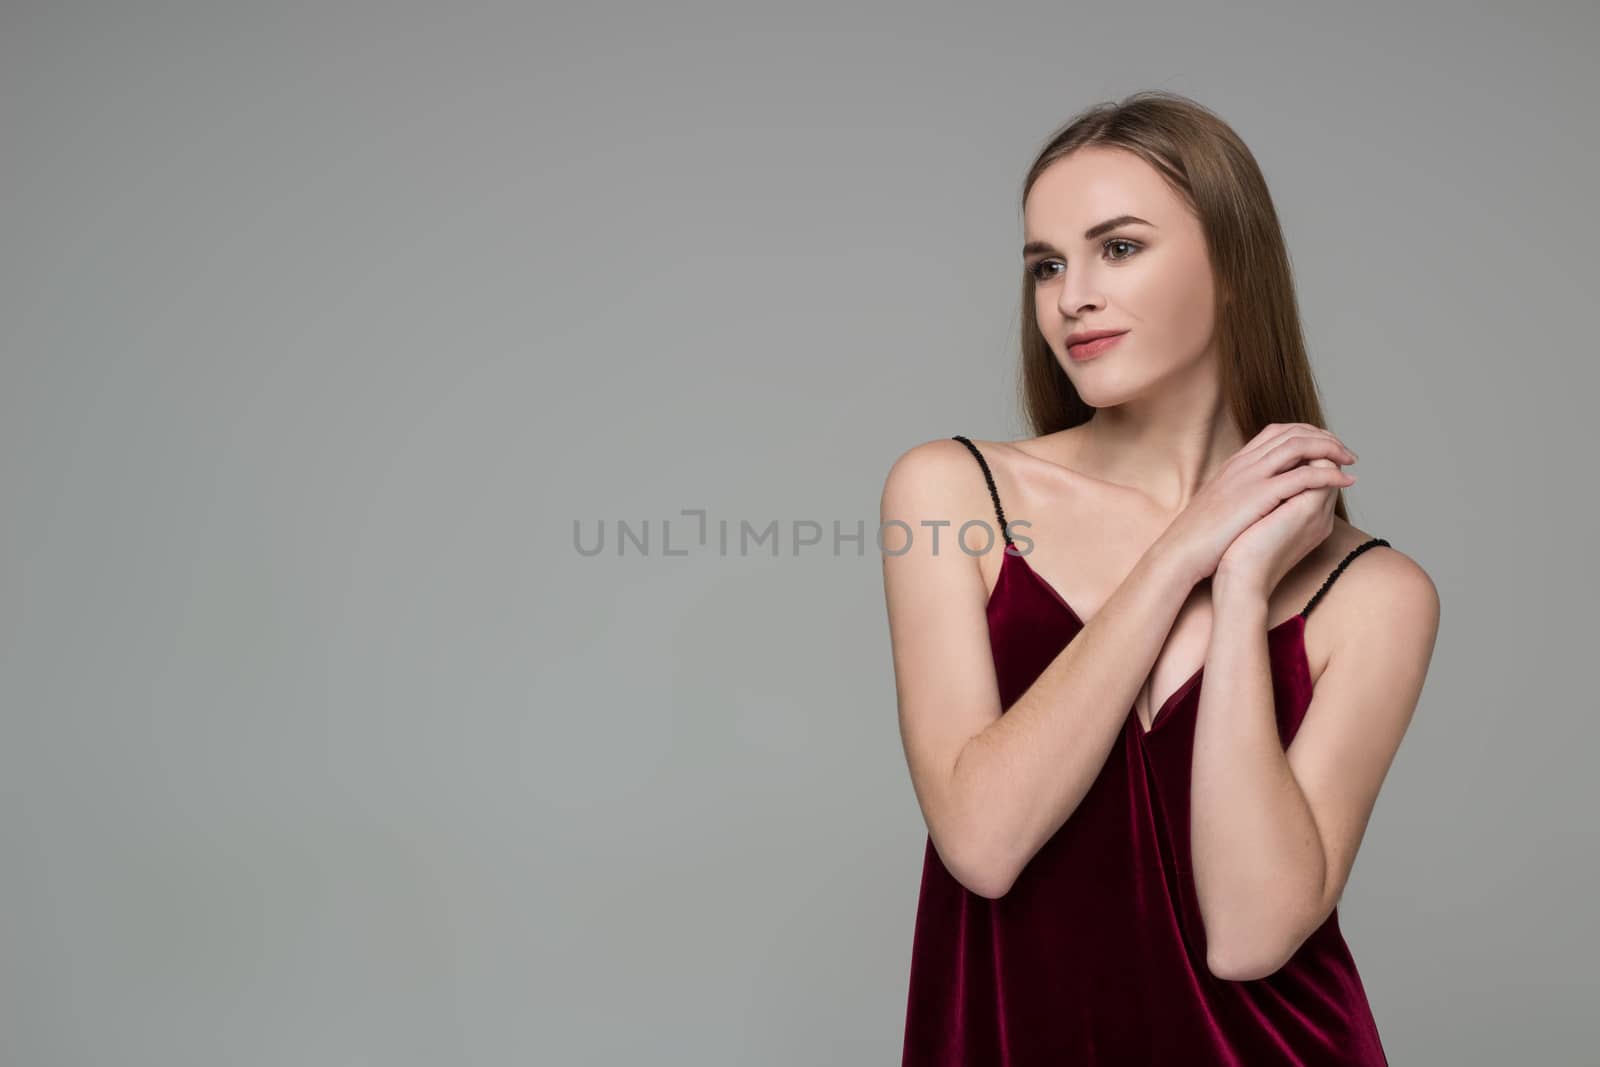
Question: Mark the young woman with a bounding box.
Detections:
[880,92,1439,1065]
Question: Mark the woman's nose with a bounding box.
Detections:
[1058,277,1104,316]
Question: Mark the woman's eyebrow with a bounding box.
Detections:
[1022,215,1155,257]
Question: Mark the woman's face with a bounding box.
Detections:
[1022,147,1221,406]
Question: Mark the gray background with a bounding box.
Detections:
[4,1,1595,1064]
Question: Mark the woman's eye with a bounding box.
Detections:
[1025,239,1140,282]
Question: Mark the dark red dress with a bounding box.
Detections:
[901,435,1392,1066]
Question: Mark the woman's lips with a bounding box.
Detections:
[1067,331,1127,360]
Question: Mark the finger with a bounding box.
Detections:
[1300,462,1355,486]
[1272,462,1355,499]
[1260,432,1357,473]
[1241,424,1354,465]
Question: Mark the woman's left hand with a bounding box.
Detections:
[1214,455,1353,598]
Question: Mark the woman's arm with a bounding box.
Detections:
[1190,550,1439,980]
[883,439,1203,898]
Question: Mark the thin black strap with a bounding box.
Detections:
[950,435,1015,549]
[1300,537,1391,618]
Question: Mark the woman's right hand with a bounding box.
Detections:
[1157,423,1358,584]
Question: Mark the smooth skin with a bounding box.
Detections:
[880,146,1440,980]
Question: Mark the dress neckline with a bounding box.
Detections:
[985,549,1309,738]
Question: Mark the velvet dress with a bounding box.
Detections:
[900,435,1392,1066]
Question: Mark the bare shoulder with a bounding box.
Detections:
[880,432,1089,546]
[878,437,1001,559]
[880,437,985,524]
[1313,521,1442,660]
[881,435,980,485]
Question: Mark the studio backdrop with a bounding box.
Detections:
[3,2,1595,1065]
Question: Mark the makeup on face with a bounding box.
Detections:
[1065,329,1129,361]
